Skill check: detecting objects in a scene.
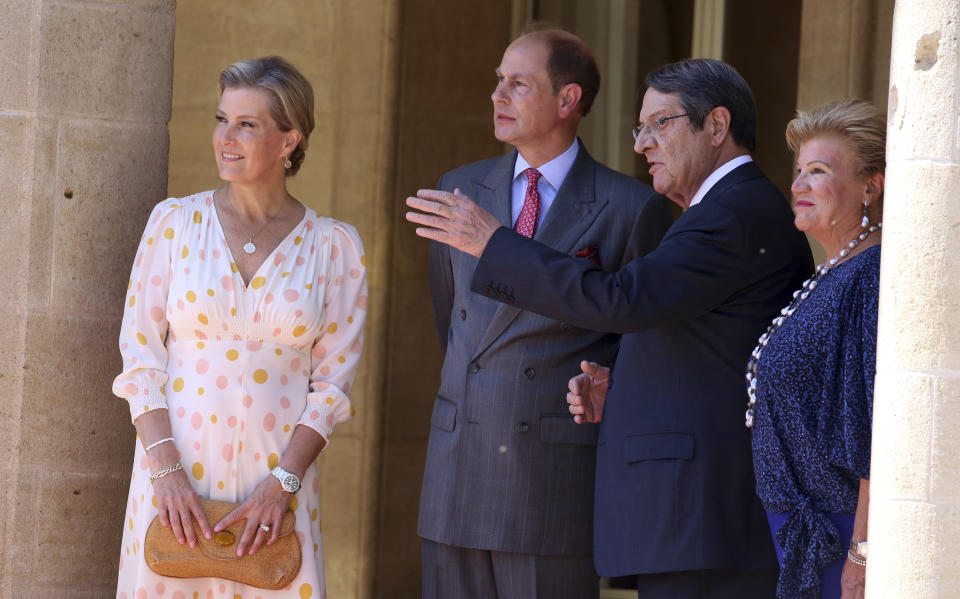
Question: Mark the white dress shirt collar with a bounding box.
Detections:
[514,138,580,193]
[688,154,753,208]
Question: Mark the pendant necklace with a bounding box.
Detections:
[743,221,882,428]
[228,197,281,254]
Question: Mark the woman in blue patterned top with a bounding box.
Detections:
[745,99,885,599]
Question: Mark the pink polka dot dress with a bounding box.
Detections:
[112,191,367,599]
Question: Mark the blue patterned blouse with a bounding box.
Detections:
[751,244,880,598]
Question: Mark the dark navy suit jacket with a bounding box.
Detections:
[471,161,813,576]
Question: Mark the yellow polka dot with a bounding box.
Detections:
[181,245,189,259]
[230,307,237,316]
[281,272,290,278]
[350,406,356,417]
[314,543,318,553]
[126,546,130,555]
[275,348,283,355]
[218,480,224,490]
[305,283,312,290]
[238,441,243,453]
[283,424,290,433]
[127,279,132,290]
[293,325,307,338]
[338,356,346,364]
[173,378,184,392]
[325,397,335,405]
[198,387,205,396]
[226,349,239,361]
[360,255,366,266]
[311,508,318,522]
[230,262,239,273]
[253,369,268,384]
[347,316,354,324]
[327,323,338,334]
[294,236,303,245]
[129,517,134,530]
[192,462,204,480]
[147,237,153,245]
[194,593,199,599]
[197,341,205,349]
[290,495,298,511]
[198,313,208,325]
[144,405,149,412]
[235,595,241,599]
[251,276,266,289]
[136,333,148,345]
[210,414,217,424]
[193,210,202,224]
[267,453,279,470]
[152,496,158,508]
[186,290,196,303]
[133,544,137,556]
[129,295,136,307]
[164,228,174,239]
[299,583,312,599]
[207,289,215,296]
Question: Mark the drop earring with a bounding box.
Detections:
[284,157,292,169]
[861,200,869,228]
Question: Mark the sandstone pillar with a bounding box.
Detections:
[868,0,960,596]
[0,0,175,596]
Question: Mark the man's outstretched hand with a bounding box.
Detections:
[405,188,502,258]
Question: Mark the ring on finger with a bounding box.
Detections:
[259,523,271,533]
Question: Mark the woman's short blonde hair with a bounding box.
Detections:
[219,56,315,176]
[785,98,886,178]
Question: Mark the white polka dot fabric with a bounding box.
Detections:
[112,191,367,599]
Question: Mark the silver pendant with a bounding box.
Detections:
[243,241,257,254]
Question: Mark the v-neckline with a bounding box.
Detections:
[209,192,309,289]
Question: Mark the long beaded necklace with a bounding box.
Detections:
[744,222,882,428]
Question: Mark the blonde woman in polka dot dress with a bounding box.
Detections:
[112,57,367,599]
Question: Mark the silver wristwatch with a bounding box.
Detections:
[849,540,868,558]
[271,465,301,493]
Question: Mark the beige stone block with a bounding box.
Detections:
[33,470,127,588]
[886,0,960,161]
[25,116,60,310]
[8,475,39,583]
[19,313,136,475]
[165,104,221,199]
[929,374,960,504]
[374,438,427,596]
[51,119,169,315]
[0,309,27,465]
[870,370,932,502]
[317,435,372,599]
[37,2,174,122]
[867,501,960,598]
[0,114,33,311]
[20,589,111,599]
[333,0,392,114]
[877,161,960,372]
[0,0,38,112]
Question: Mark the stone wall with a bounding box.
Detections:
[0,0,176,596]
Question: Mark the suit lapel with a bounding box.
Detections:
[474,150,515,228]
[474,144,607,357]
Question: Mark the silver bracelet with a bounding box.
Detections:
[847,550,866,566]
[149,462,183,482]
[143,436,175,453]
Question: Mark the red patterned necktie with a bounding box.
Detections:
[514,168,542,238]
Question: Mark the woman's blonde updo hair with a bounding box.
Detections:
[219,56,315,176]
[785,98,886,179]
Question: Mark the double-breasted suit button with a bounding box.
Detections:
[524,368,535,379]
[459,309,467,320]
[468,361,480,374]
[560,322,572,331]
[517,422,529,433]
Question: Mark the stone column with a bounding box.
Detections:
[868,0,960,596]
[0,0,175,597]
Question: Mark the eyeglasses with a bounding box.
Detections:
[631,114,689,141]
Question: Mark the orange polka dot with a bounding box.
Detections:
[150,306,165,322]
[280,396,291,409]
[325,397,335,405]
[137,588,148,599]
[284,289,300,302]
[338,356,346,363]
[196,359,209,374]
[222,444,234,462]
[191,413,202,429]
[216,375,228,389]
[156,582,166,594]
[283,424,291,433]
[243,395,253,407]
[263,413,276,432]
[299,583,312,599]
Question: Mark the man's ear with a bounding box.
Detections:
[558,83,584,119]
[706,106,732,148]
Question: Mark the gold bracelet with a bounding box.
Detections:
[149,462,183,482]
[847,550,866,566]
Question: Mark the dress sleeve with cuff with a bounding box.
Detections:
[112,199,183,422]
[297,221,368,445]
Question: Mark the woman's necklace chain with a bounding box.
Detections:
[744,222,882,428]
[227,198,284,255]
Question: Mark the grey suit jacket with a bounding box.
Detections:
[417,144,672,556]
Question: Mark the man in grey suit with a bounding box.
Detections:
[416,28,672,599]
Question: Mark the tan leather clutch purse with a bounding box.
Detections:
[143,497,301,590]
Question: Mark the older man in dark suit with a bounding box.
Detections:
[413,28,672,599]
[408,58,813,598]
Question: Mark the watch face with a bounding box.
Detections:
[282,474,299,492]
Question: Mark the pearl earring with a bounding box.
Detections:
[861,200,869,228]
